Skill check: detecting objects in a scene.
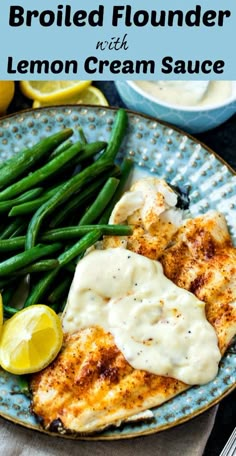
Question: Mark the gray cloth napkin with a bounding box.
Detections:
[0,406,217,456]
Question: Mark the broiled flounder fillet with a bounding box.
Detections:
[30,210,236,434]
[160,211,236,354]
[103,177,184,259]
[30,326,188,434]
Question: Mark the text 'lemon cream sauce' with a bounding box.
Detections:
[62,248,221,385]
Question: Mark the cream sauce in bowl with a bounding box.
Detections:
[134,80,233,108]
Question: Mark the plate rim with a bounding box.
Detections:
[0,382,235,441]
[2,104,235,176]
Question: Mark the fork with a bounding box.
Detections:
[219,427,236,456]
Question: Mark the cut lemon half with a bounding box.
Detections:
[20,80,92,103]
[0,305,63,375]
[33,86,109,108]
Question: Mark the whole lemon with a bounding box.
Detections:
[0,81,15,115]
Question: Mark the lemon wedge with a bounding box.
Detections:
[0,81,15,115]
[20,80,92,103]
[32,86,109,108]
[0,293,3,333]
[0,305,63,375]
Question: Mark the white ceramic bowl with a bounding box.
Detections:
[115,81,236,134]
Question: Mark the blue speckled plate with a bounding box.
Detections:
[0,105,235,439]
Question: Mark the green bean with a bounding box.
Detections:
[49,167,120,228]
[25,158,112,249]
[16,376,30,397]
[25,109,127,249]
[10,199,48,217]
[9,220,29,238]
[52,141,106,169]
[73,141,107,164]
[8,143,107,218]
[0,141,85,201]
[64,262,76,274]
[0,237,25,251]
[53,298,67,314]
[13,259,59,275]
[0,188,43,214]
[24,230,101,307]
[0,260,58,286]
[3,305,19,317]
[43,182,66,198]
[77,127,88,144]
[0,218,26,240]
[79,177,120,226]
[99,158,133,224]
[50,224,131,238]
[0,162,6,170]
[24,268,58,308]
[2,287,16,307]
[9,183,65,217]
[49,188,97,228]
[15,188,43,201]
[0,221,7,234]
[0,129,73,189]
[0,243,61,276]
[0,225,132,252]
[102,108,128,162]
[49,139,73,159]
[48,275,72,304]
[56,142,107,181]
[59,230,102,266]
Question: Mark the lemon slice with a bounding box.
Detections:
[0,293,3,333]
[0,81,15,115]
[72,86,109,106]
[33,86,109,108]
[0,305,63,375]
[20,80,92,103]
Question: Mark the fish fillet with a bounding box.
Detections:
[30,210,236,434]
[30,327,188,434]
[160,211,236,354]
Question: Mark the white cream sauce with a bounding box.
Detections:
[62,248,221,385]
[135,81,232,107]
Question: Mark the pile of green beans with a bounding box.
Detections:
[0,109,133,317]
